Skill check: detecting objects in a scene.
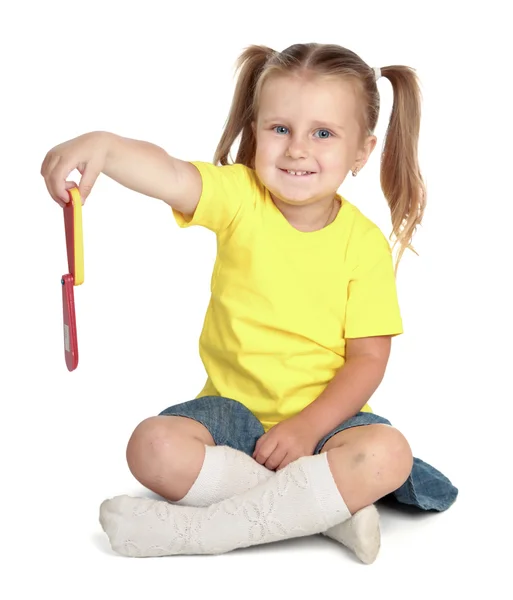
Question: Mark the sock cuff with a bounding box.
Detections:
[176,445,225,506]
[303,453,351,528]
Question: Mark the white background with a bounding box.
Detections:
[1,0,511,598]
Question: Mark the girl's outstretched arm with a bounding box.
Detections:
[41,131,202,216]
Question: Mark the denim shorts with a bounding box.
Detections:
[158,395,458,512]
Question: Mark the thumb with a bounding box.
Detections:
[78,163,100,203]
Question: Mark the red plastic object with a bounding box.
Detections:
[62,274,78,371]
[60,187,83,371]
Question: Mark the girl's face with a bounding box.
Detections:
[253,74,374,207]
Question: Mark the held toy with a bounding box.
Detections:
[61,187,84,371]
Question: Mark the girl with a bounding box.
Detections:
[41,43,458,562]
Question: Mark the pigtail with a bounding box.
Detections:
[213,45,274,167]
[379,66,427,268]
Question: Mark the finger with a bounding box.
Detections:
[48,156,80,204]
[43,176,67,208]
[252,434,266,459]
[265,446,288,471]
[254,438,278,465]
[41,153,66,206]
[49,181,79,208]
[60,181,79,205]
[40,151,56,178]
[78,162,100,203]
[43,180,66,208]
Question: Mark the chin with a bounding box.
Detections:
[263,180,309,203]
[271,190,319,206]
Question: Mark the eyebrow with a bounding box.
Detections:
[261,118,345,132]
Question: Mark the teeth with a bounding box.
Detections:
[287,170,310,176]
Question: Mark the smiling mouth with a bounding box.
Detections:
[279,169,315,176]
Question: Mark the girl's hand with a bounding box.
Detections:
[41,131,110,207]
[252,414,320,471]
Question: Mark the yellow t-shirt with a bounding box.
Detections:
[173,161,403,431]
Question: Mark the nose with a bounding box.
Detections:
[286,135,309,159]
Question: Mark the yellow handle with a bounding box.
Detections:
[68,187,84,286]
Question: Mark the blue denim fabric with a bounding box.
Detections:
[159,395,458,512]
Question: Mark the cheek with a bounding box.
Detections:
[319,146,350,171]
[256,139,279,166]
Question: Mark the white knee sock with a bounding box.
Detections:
[175,445,272,507]
[177,445,380,564]
[99,453,351,557]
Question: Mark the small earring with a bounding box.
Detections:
[352,167,359,177]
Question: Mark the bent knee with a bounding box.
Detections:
[335,423,413,488]
[125,415,213,484]
[126,417,174,479]
[373,425,413,485]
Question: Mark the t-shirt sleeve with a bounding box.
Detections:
[172,161,255,234]
[344,226,403,338]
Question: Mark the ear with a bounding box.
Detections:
[353,135,377,171]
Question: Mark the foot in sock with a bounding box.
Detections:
[322,504,380,564]
[99,453,351,557]
[176,445,380,564]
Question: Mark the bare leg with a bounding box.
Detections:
[321,423,413,513]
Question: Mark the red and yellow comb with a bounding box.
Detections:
[61,187,84,371]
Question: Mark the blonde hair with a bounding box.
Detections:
[214,43,427,268]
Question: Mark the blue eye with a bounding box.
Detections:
[315,129,332,139]
[273,126,289,134]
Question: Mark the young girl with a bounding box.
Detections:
[41,42,458,563]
